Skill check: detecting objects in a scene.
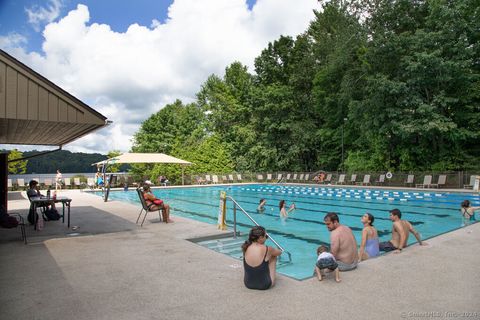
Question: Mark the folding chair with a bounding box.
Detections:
[136,188,163,226]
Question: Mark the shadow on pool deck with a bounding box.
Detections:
[1,189,479,320]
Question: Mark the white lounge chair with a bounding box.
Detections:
[375,174,385,185]
[276,174,283,182]
[285,174,291,181]
[431,175,446,188]
[324,174,332,184]
[304,174,310,182]
[64,178,71,188]
[74,178,81,188]
[348,174,357,185]
[16,178,25,190]
[416,175,432,188]
[299,173,304,181]
[7,179,12,190]
[337,174,346,185]
[257,174,264,181]
[205,175,212,184]
[266,173,272,181]
[464,175,475,189]
[236,174,242,182]
[404,174,414,186]
[292,173,298,181]
[212,175,219,184]
[357,174,371,186]
[228,174,234,183]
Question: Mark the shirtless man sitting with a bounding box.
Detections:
[324,212,358,271]
[379,208,426,253]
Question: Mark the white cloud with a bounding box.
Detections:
[25,0,63,32]
[3,0,319,154]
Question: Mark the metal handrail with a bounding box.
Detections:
[226,196,292,263]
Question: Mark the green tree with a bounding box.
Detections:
[106,150,122,173]
[8,149,28,174]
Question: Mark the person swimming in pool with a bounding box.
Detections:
[358,213,379,261]
[460,200,480,226]
[279,200,296,219]
[257,199,267,213]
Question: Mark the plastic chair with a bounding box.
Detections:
[136,188,162,226]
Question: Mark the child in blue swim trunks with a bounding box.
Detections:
[315,245,341,282]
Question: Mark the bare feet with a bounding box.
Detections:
[165,219,174,223]
[318,276,323,281]
[336,278,341,283]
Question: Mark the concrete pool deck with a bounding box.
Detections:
[1,189,479,320]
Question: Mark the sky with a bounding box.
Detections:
[0,0,319,154]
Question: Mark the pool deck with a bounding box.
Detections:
[1,188,479,320]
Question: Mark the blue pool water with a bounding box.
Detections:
[95,184,479,280]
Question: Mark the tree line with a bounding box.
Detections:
[131,0,480,183]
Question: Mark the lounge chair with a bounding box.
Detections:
[375,174,385,185]
[304,174,310,182]
[431,175,447,188]
[323,174,332,184]
[276,174,283,182]
[16,178,25,190]
[44,179,53,188]
[135,187,162,226]
[404,175,415,186]
[299,173,304,181]
[416,175,433,188]
[222,175,228,183]
[357,175,371,186]
[212,175,219,184]
[236,174,242,182]
[348,174,357,185]
[337,174,346,185]
[64,178,71,188]
[74,178,81,188]
[285,174,291,181]
[228,174,234,183]
[266,174,272,182]
[256,174,264,181]
[464,175,475,189]
[7,179,12,190]
[87,178,95,189]
[292,173,298,181]
[205,175,212,184]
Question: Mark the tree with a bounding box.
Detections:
[7,149,27,174]
[106,150,122,173]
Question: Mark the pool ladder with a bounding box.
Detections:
[226,196,292,264]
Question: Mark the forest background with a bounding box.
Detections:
[7,0,480,184]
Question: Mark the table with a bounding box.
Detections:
[30,196,72,230]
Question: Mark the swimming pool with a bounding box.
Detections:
[95,184,479,280]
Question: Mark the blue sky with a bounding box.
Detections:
[0,0,257,52]
[0,0,317,154]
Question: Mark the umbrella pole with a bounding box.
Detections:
[182,166,185,185]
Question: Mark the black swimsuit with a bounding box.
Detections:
[243,247,272,290]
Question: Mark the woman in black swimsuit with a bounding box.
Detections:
[242,226,282,290]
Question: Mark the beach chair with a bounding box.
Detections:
[266,173,272,182]
[337,174,346,185]
[64,178,71,189]
[212,175,219,184]
[16,178,25,190]
[416,175,432,188]
[228,174,234,183]
[205,175,212,184]
[431,175,447,188]
[74,178,81,188]
[7,179,12,190]
[135,187,162,226]
[464,175,475,189]
[236,174,242,182]
[375,174,385,185]
[357,175,371,186]
[87,178,96,189]
[299,173,304,181]
[285,174,291,181]
[304,174,310,182]
[323,174,332,184]
[222,175,228,183]
[44,179,53,188]
[276,174,283,182]
[256,174,264,181]
[292,173,298,181]
[404,175,415,186]
[348,174,357,185]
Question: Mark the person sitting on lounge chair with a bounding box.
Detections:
[142,184,173,223]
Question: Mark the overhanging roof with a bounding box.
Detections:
[93,153,192,166]
[0,49,109,146]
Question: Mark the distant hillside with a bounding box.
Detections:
[24,150,107,173]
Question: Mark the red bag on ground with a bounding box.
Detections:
[153,199,163,206]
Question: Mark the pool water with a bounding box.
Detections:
[95,184,479,280]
